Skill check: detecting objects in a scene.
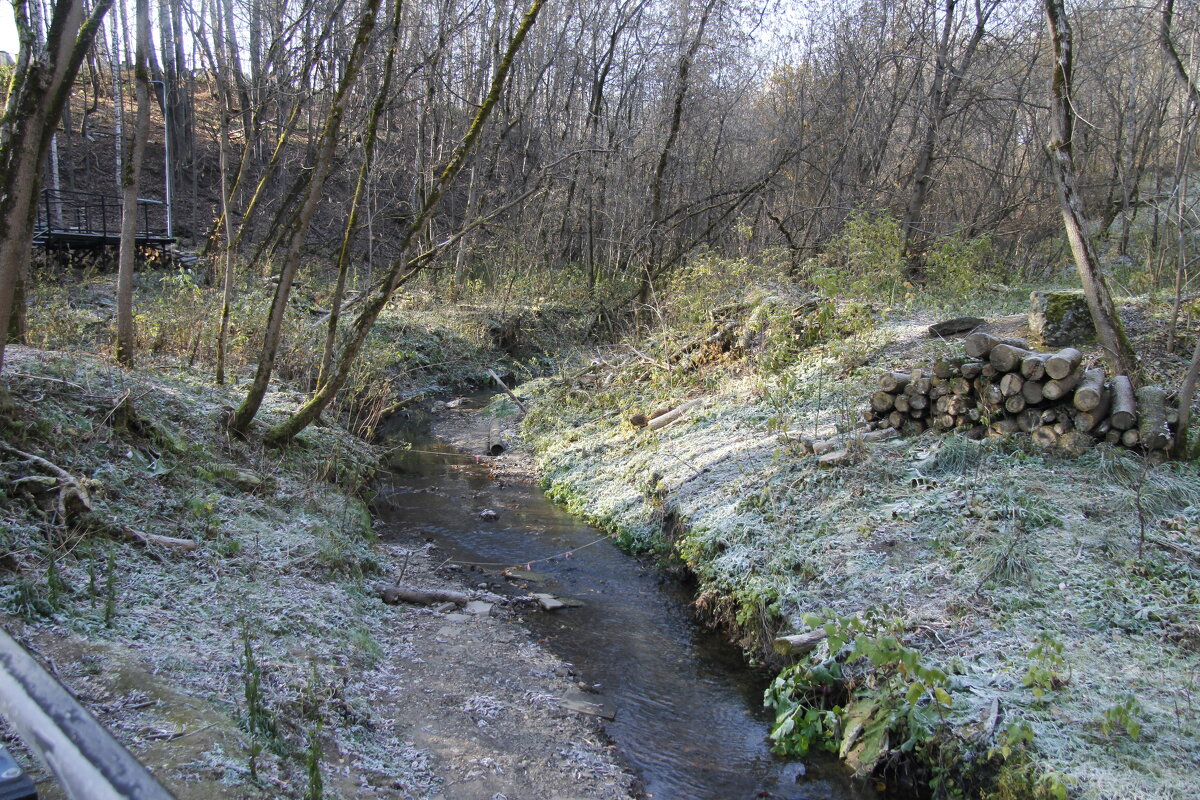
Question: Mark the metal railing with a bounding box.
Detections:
[34,189,169,242]
[0,628,175,799]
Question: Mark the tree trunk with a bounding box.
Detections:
[214,95,236,385]
[1160,0,1200,356]
[115,0,151,367]
[1174,338,1200,458]
[1043,0,1140,382]
[227,0,385,436]
[0,0,113,373]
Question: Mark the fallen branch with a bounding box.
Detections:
[647,398,703,431]
[777,427,896,455]
[1,443,92,522]
[102,522,197,551]
[487,369,527,413]
[1,443,196,551]
[7,372,86,390]
[773,628,828,656]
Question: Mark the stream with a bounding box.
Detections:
[375,407,872,800]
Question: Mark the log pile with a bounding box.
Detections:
[861,332,1180,462]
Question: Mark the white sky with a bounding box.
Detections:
[0,5,16,56]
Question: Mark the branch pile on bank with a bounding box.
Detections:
[862,332,1179,462]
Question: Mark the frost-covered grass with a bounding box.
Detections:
[0,346,438,797]
[522,314,1200,799]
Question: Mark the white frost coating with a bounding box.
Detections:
[525,317,1200,799]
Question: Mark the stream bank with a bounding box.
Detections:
[516,308,1200,799]
[0,346,633,799]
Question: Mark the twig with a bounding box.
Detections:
[1148,534,1200,564]
[661,451,702,477]
[96,389,133,430]
[165,722,215,742]
[626,346,669,371]
[6,372,86,390]
[487,369,527,413]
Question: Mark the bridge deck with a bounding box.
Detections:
[34,189,171,249]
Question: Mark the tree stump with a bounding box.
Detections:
[1029,290,1095,347]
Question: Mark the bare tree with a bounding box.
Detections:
[266,0,548,444]
[899,0,996,266]
[1043,0,1139,381]
[1159,0,1200,456]
[227,0,386,436]
[0,0,113,374]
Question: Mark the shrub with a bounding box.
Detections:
[809,212,907,302]
[924,231,996,298]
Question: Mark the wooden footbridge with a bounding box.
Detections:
[34,189,173,249]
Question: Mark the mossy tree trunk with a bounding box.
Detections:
[1043,0,1140,383]
[0,0,113,373]
[266,0,547,445]
[116,0,152,367]
[226,0,383,437]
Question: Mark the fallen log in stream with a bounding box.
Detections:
[378,586,473,606]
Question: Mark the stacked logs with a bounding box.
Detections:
[862,332,1179,462]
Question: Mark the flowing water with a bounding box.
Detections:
[375,409,873,800]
